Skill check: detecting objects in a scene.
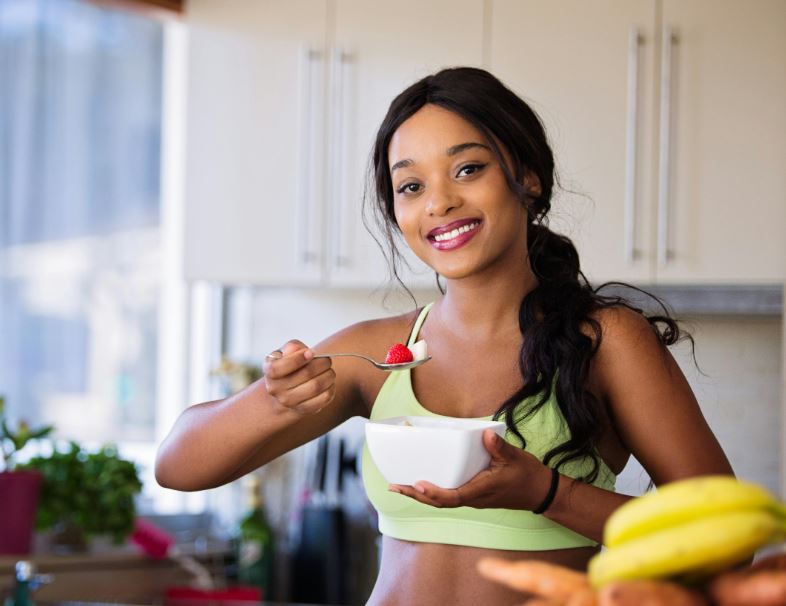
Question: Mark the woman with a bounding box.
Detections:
[156,67,732,605]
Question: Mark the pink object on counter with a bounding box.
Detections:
[130,517,175,559]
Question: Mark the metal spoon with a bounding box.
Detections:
[313,353,432,371]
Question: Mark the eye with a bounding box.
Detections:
[456,163,487,178]
[396,182,422,195]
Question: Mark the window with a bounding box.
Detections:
[0,0,164,489]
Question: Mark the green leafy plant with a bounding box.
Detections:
[20,442,143,544]
[0,394,54,472]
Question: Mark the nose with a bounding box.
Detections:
[424,179,461,216]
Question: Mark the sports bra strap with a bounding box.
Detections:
[407,302,434,346]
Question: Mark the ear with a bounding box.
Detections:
[523,169,542,198]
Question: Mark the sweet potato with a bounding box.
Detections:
[749,553,786,573]
[517,599,565,606]
[566,588,599,606]
[708,568,786,605]
[477,557,590,600]
[598,579,708,606]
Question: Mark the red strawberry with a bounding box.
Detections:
[385,343,414,365]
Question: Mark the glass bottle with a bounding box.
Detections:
[5,562,32,606]
[236,475,275,599]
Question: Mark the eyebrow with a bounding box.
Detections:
[390,141,491,172]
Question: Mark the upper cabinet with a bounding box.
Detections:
[184,0,329,286]
[491,0,786,285]
[656,0,786,283]
[327,0,485,288]
[183,0,484,288]
[185,0,784,288]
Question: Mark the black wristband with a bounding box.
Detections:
[532,468,560,515]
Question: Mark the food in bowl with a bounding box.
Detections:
[365,415,506,489]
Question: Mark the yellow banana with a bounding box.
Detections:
[604,475,778,548]
[589,509,783,588]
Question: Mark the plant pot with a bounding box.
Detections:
[0,470,43,555]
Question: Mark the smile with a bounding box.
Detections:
[427,220,481,251]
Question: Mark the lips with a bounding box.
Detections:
[426,218,482,251]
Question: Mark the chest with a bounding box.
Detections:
[409,340,524,418]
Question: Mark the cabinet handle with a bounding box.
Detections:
[657,27,676,267]
[624,27,642,264]
[296,46,322,267]
[329,46,351,269]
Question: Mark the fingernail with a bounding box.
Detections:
[388,486,400,494]
[414,484,426,494]
[303,349,314,360]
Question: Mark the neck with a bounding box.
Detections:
[436,253,539,340]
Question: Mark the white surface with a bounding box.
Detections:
[365,416,506,488]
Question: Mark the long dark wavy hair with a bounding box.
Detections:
[365,67,691,482]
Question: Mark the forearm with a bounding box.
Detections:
[155,380,299,491]
[542,473,633,544]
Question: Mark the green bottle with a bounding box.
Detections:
[236,475,275,599]
[5,562,32,606]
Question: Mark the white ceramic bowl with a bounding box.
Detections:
[365,415,507,489]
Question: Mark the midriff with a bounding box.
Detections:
[366,536,598,605]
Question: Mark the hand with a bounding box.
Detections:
[389,429,555,510]
[263,340,336,415]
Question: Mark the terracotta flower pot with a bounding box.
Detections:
[0,470,43,555]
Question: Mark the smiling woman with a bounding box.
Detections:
[156,67,733,606]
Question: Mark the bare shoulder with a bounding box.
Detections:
[313,308,423,413]
[583,305,672,399]
[318,308,422,358]
[591,305,662,353]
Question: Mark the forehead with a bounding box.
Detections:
[388,104,486,165]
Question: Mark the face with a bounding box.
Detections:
[388,104,536,281]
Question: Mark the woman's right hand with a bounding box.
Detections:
[263,340,336,415]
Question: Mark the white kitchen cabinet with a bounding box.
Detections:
[327,0,485,289]
[184,0,328,286]
[491,0,659,285]
[183,0,484,289]
[656,0,786,283]
[490,0,786,285]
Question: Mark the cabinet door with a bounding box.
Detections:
[656,0,786,283]
[184,0,328,285]
[326,0,485,290]
[490,0,658,285]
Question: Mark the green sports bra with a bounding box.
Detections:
[361,303,616,551]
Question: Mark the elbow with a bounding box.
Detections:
[154,447,177,490]
[154,444,192,491]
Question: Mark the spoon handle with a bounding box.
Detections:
[313,352,379,365]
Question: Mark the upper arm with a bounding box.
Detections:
[591,307,733,486]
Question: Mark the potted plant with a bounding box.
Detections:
[0,394,54,555]
[19,441,143,552]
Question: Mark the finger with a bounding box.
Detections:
[292,382,336,415]
[267,356,332,389]
[276,366,336,409]
[413,481,464,507]
[484,429,514,462]
[264,346,317,379]
[388,482,456,507]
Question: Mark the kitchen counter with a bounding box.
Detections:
[0,544,230,605]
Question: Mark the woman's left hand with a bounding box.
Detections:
[388,429,556,510]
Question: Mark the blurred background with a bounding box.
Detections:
[0,0,784,604]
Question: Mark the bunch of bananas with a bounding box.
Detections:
[589,475,786,587]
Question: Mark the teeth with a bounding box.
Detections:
[433,222,479,242]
